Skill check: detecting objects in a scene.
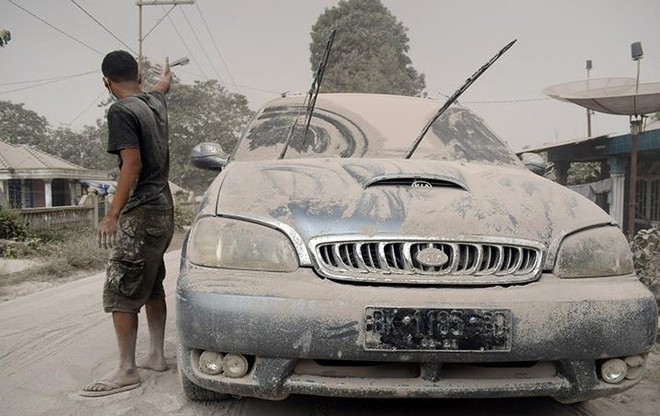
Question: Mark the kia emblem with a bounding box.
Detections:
[416,247,449,267]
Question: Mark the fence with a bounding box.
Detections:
[18,199,197,232]
[19,205,98,231]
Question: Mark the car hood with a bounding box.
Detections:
[212,158,614,261]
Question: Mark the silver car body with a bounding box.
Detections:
[177,93,657,403]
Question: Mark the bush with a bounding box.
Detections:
[631,226,660,308]
[174,204,196,230]
[45,228,108,271]
[0,208,28,241]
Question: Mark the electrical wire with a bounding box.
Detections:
[438,91,551,104]
[163,6,209,80]
[174,68,281,95]
[6,0,103,55]
[464,97,551,104]
[69,89,106,125]
[179,6,225,85]
[142,4,177,41]
[0,71,97,96]
[195,1,237,89]
[0,70,97,87]
[69,0,136,54]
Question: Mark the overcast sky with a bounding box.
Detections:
[1,0,659,151]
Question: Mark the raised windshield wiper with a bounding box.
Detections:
[279,29,337,159]
[404,39,517,159]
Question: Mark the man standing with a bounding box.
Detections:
[81,51,174,397]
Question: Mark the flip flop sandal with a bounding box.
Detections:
[79,380,140,397]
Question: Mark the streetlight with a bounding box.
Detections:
[627,41,643,239]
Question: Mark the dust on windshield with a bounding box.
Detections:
[231,95,521,166]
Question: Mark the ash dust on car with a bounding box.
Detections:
[175,37,657,407]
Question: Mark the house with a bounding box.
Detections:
[519,120,660,236]
[0,139,109,209]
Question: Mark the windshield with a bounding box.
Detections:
[232,94,521,166]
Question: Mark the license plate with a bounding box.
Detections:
[364,307,511,352]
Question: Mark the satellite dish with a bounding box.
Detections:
[543,77,660,116]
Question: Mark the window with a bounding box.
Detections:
[637,177,660,223]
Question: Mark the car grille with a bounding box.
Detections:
[311,238,543,285]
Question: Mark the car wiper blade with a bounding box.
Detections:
[404,39,517,159]
[302,29,336,147]
[279,29,337,159]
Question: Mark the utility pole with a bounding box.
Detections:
[136,0,195,77]
[585,59,592,137]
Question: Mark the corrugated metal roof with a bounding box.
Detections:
[0,139,85,170]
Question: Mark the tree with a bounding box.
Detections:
[567,161,601,185]
[0,29,10,47]
[167,80,253,193]
[0,100,50,147]
[45,121,114,173]
[310,0,425,96]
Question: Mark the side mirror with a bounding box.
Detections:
[521,153,547,176]
[191,142,228,171]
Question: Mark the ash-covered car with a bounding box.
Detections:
[176,92,657,403]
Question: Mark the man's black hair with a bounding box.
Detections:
[102,50,138,82]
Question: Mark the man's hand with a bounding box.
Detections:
[154,57,172,95]
[161,57,170,78]
[99,148,141,249]
[98,214,119,249]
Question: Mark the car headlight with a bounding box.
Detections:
[554,226,634,278]
[187,217,299,272]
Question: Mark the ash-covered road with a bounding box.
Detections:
[0,250,657,415]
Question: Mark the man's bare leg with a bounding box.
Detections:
[139,296,168,371]
[82,312,140,393]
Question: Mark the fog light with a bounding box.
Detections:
[625,354,645,380]
[199,351,224,375]
[601,358,627,384]
[222,353,249,378]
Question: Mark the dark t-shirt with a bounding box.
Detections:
[107,91,173,212]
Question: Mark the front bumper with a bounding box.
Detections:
[176,267,657,402]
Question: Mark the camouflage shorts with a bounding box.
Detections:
[103,206,174,313]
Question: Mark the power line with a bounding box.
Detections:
[163,6,209,80]
[464,97,551,104]
[0,71,98,95]
[224,83,280,95]
[69,89,106,125]
[438,92,551,105]
[142,5,177,41]
[179,6,225,85]
[174,67,281,95]
[195,1,237,89]
[0,70,97,87]
[6,0,103,55]
[69,0,136,54]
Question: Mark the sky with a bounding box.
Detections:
[1,0,659,151]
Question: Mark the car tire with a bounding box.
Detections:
[180,369,231,401]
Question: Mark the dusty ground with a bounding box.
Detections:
[0,250,658,416]
[0,230,186,303]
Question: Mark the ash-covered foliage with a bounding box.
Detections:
[631,226,660,308]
